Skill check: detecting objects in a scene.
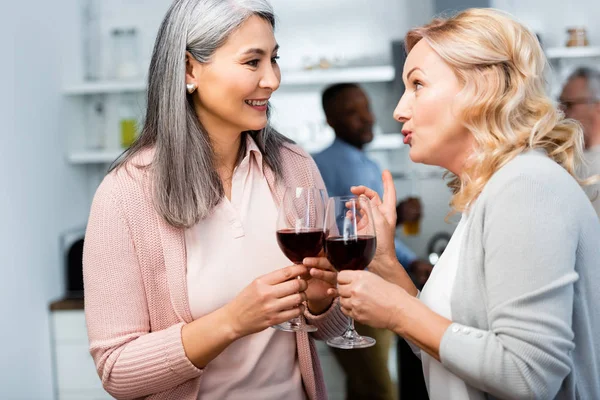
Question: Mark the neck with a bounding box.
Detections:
[445,140,475,177]
[337,136,363,151]
[211,132,243,174]
[194,104,243,174]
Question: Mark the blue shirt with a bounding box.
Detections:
[313,138,417,268]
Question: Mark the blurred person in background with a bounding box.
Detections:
[560,66,600,216]
[313,83,430,400]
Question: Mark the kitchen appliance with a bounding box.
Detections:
[60,227,86,299]
[426,231,451,265]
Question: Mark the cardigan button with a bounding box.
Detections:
[451,325,460,333]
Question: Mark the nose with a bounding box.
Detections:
[260,63,281,92]
[393,92,411,123]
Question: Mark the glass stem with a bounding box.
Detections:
[348,317,355,332]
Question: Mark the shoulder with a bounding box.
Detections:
[484,150,580,200]
[476,149,593,222]
[93,147,154,212]
[277,143,326,189]
[312,144,334,161]
[280,141,312,161]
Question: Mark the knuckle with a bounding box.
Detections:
[258,288,270,302]
[282,267,293,280]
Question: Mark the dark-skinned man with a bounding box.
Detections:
[313,83,432,400]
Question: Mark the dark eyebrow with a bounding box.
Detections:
[241,44,280,57]
[405,67,423,82]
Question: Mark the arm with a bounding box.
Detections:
[393,176,578,399]
[305,298,349,340]
[83,178,203,399]
[394,237,417,270]
[84,178,308,398]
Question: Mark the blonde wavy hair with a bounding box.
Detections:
[405,8,587,213]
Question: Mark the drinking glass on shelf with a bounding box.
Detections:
[324,195,377,349]
[274,187,327,332]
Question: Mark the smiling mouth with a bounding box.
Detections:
[245,99,268,106]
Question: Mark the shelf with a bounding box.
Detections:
[62,66,395,95]
[63,80,146,95]
[67,150,124,164]
[546,47,600,59]
[68,136,405,166]
[280,65,395,85]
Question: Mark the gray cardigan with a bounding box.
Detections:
[431,150,600,399]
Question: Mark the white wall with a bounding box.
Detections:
[0,1,90,398]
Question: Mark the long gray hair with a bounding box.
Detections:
[110,0,290,228]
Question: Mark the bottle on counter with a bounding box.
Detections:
[119,94,138,148]
[111,27,141,80]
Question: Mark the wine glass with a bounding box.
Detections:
[324,195,377,349]
[274,187,327,332]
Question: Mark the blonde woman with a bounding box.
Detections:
[306,8,600,400]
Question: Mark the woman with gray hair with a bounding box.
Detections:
[83,1,345,399]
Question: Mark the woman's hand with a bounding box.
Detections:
[351,170,400,270]
[337,269,451,362]
[224,264,309,338]
[351,170,418,296]
[337,270,406,330]
[302,255,338,315]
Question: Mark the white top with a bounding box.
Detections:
[185,137,305,400]
[419,214,484,400]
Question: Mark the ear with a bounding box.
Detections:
[185,51,201,86]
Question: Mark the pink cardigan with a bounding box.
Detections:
[83,143,348,400]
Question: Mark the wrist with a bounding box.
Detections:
[220,304,244,341]
[307,298,333,315]
[388,287,411,334]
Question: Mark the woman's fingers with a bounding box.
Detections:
[336,270,357,286]
[272,277,307,298]
[351,185,383,206]
[303,256,335,271]
[263,264,308,285]
[276,291,308,311]
[381,170,397,212]
[309,268,337,285]
[272,305,305,325]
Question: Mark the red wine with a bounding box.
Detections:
[325,236,377,271]
[276,229,324,264]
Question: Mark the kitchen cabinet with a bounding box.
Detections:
[62,65,396,165]
[50,301,113,400]
[48,300,377,400]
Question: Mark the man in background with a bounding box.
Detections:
[313,83,432,400]
[560,67,600,216]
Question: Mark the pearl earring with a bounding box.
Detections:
[186,83,197,94]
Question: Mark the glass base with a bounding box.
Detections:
[327,329,376,349]
[272,319,318,333]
